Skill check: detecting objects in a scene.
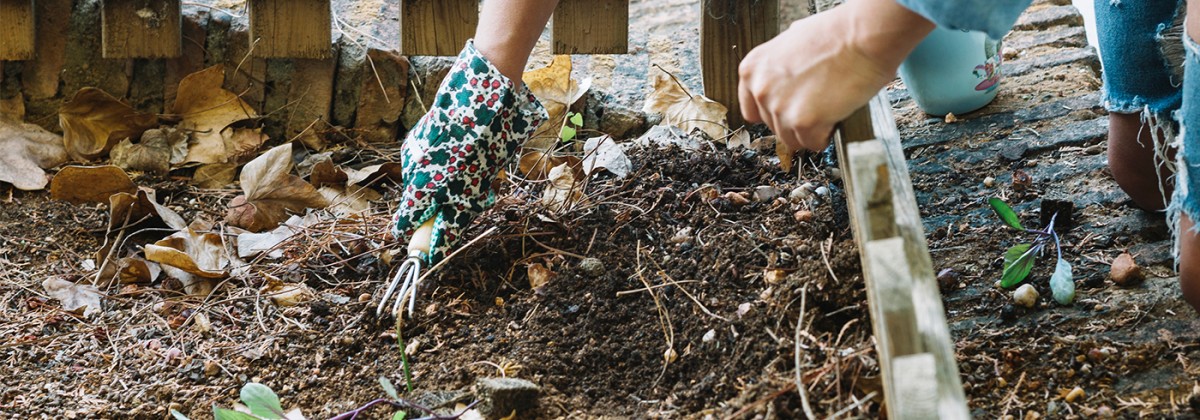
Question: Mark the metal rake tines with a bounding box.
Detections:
[376,252,425,318]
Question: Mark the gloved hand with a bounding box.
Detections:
[391,40,547,265]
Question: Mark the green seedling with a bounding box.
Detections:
[170,383,300,420]
[559,111,584,143]
[989,198,1075,304]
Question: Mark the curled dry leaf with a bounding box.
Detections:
[144,222,229,295]
[225,143,329,232]
[118,257,162,284]
[58,88,158,161]
[110,128,190,175]
[345,163,403,186]
[174,65,261,164]
[107,188,188,232]
[541,163,584,212]
[523,55,591,150]
[237,214,319,259]
[582,135,631,179]
[50,165,137,204]
[42,276,103,317]
[643,68,728,141]
[528,263,555,290]
[318,185,382,218]
[193,163,238,189]
[0,117,67,190]
[263,281,313,307]
[519,151,582,181]
[309,158,348,187]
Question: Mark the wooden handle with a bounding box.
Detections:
[408,217,436,256]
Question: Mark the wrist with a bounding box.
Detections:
[842,0,934,72]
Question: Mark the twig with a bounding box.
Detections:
[828,391,878,418]
[794,286,816,419]
[820,233,838,282]
[93,204,135,286]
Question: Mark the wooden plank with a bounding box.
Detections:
[248,0,332,59]
[552,0,628,54]
[891,353,940,418]
[834,92,970,419]
[400,0,478,56]
[700,0,778,127]
[0,0,35,60]
[101,0,182,58]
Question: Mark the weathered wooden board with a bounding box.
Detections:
[400,0,478,56]
[552,0,628,54]
[0,0,36,60]
[700,0,778,127]
[248,0,332,58]
[101,0,182,58]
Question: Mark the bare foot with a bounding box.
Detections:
[1107,112,1174,211]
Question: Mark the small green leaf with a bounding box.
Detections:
[392,411,408,420]
[989,198,1024,230]
[569,112,584,127]
[170,409,191,420]
[1000,243,1037,288]
[560,125,577,142]
[213,407,260,420]
[379,376,399,400]
[1050,257,1075,304]
[240,383,285,419]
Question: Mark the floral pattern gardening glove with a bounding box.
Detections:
[391,40,547,265]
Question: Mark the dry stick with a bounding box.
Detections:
[794,285,817,419]
[93,203,136,286]
[829,391,879,418]
[635,241,674,384]
[615,280,702,296]
[723,383,798,420]
[820,233,838,282]
[645,256,728,322]
[999,371,1027,419]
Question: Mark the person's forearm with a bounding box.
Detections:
[846,0,935,70]
[474,0,560,82]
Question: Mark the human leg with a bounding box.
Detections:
[1174,0,1200,314]
[1095,0,1184,211]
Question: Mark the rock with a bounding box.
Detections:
[475,377,540,420]
[1002,47,1020,60]
[401,56,455,131]
[702,329,716,342]
[724,191,750,206]
[354,49,411,143]
[752,185,778,202]
[999,142,1028,161]
[1110,252,1143,286]
[794,210,813,222]
[598,105,647,139]
[1013,284,1039,308]
[1065,386,1085,403]
[579,258,605,278]
[936,268,960,290]
[944,113,958,123]
[983,176,996,188]
[1013,5,1085,31]
[790,183,816,201]
[813,186,830,198]
[204,360,219,376]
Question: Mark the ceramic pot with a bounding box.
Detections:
[898,27,1002,116]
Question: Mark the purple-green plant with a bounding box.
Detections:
[989,198,1075,304]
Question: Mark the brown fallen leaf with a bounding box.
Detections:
[193,163,238,189]
[225,143,329,232]
[117,257,162,284]
[107,188,188,232]
[110,138,169,175]
[518,150,582,181]
[309,158,348,187]
[344,163,403,186]
[58,88,159,162]
[643,67,728,141]
[524,55,591,150]
[0,117,68,190]
[50,165,137,204]
[144,221,229,295]
[42,276,104,317]
[528,263,555,290]
[174,65,261,164]
[541,163,584,212]
[263,280,313,307]
[318,185,382,218]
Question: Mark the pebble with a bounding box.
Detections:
[204,360,220,376]
[1065,386,1085,403]
[813,186,830,198]
[983,176,996,188]
[669,227,693,244]
[936,268,960,290]
[1046,401,1060,416]
[789,186,812,201]
[828,168,842,180]
[702,329,716,343]
[944,113,958,123]
[794,210,814,222]
[737,302,752,318]
[752,185,779,202]
[357,293,372,303]
[1110,252,1144,286]
[725,191,750,206]
[1013,284,1039,308]
[579,258,605,278]
[475,377,541,419]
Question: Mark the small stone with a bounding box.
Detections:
[358,293,372,303]
[983,176,996,188]
[204,360,220,376]
[828,168,842,180]
[737,302,752,318]
[664,347,678,363]
[1110,252,1144,286]
[1000,143,1029,161]
[944,113,958,123]
[669,227,693,244]
[813,186,830,198]
[764,269,787,284]
[475,377,541,420]
[1065,386,1085,403]
[702,329,716,342]
[579,258,605,278]
[752,185,779,202]
[936,268,960,290]
[598,106,647,140]
[1002,47,1019,60]
[789,186,812,201]
[1096,406,1114,418]
[794,210,814,222]
[1046,401,1060,416]
[1013,284,1039,308]
[1023,410,1041,420]
[725,191,750,206]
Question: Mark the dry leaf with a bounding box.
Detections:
[528,263,555,289]
[541,163,584,212]
[117,257,162,284]
[110,137,170,175]
[237,214,318,259]
[145,223,228,295]
[193,163,238,189]
[107,188,188,232]
[309,158,348,187]
[344,163,402,186]
[643,68,728,140]
[523,56,591,150]
[318,185,382,218]
[50,165,137,204]
[0,117,68,190]
[225,143,329,232]
[174,65,260,164]
[263,281,312,307]
[582,135,631,178]
[58,88,159,161]
[518,151,582,181]
[42,276,103,317]
[727,127,752,149]
[777,140,794,173]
